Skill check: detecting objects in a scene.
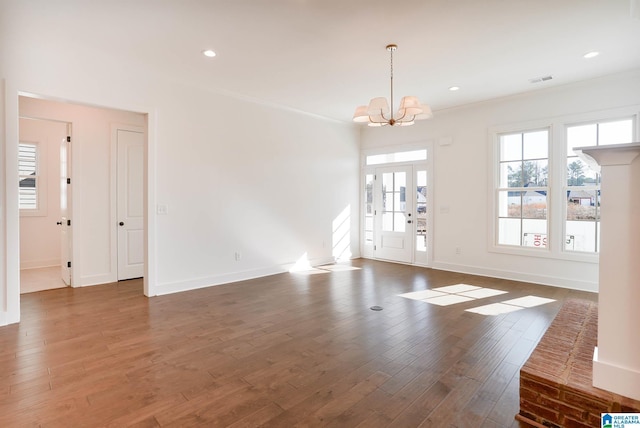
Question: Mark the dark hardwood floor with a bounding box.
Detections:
[0,259,597,427]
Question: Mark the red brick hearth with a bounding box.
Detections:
[518,299,640,428]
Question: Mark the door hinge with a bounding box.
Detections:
[66,177,71,184]
[67,219,71,226]
[374,245,377,251]
[374,210,377,215]
[67,261,71,268]
[66,136,71,142]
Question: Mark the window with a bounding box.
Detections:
[492,107,638,260]
[496,129,549,248]
[565,118,634,253]
[19,142,40,210]
[366,149,426,166]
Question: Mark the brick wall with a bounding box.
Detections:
[518,299,640,428]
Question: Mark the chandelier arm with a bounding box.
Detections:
[368,109,391,124]
[395,111,417,123]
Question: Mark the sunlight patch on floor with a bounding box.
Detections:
[432,284,481,294]
[398,284,554,314]
[466,295,556,316]
[290,268,331,275]
[423,294,475,306]
[501,296,555,308]
[398,290,447,300]
[399,284,507,307]
[465,302,523,316]
[288,254,362,275]
[459,288,508,299]
[319,264,362,272]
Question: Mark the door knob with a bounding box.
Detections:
[56,221,62,225]
[407,220,412,224]
[119,222,125,226]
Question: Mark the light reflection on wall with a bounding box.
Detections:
[332,205,351,262]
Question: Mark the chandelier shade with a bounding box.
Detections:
[353,44,432,127]
[367,97,390,116]
[352,105,370,123]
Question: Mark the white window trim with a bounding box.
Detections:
[488,105,640,263]
[19,140,48,217]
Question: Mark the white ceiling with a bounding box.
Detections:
[16,0,640,122]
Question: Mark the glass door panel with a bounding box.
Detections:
[416,170,427,253]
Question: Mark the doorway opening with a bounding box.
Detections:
[18,117,71,293]
[18,95,148,294]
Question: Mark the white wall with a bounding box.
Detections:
[152,85,360,295]
[361,70,640,292]
[0,1,361,324]
[19,118,66,269]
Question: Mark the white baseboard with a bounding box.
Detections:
[77,273,117,287]
[0,310,20,327]
[155,265,288,296]
[155,256,339,296]
[20,259,60,270]
[431,261,598,292]
[593,347,640,400]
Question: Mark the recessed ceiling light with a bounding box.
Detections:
[449,86,460,91]
[202,49,216,58]
[583,51,599,59]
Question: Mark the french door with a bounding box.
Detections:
[364,164,430,265]
[374,166,414,263]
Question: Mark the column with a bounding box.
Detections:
[577,142,640,400]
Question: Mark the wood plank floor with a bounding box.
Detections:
[0,259,597,427]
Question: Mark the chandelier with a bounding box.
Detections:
[353,44,432,127]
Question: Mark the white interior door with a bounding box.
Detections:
[117,129,144,280]
[374,165,414,263]
[60,131,72,285]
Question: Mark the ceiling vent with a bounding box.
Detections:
[529,75,553,84]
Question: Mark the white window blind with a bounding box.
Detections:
[19,142,38,210]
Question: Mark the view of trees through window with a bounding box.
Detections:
[506,160,548,187]
[565,118,633,252]
[497,129,549,247]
